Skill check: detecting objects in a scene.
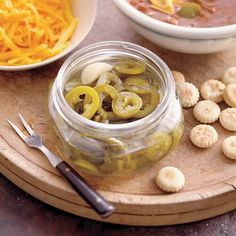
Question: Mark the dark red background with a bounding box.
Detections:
[1,1,236,235]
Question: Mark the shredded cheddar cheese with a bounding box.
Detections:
[150,0,184,14]
[0,0,78,66]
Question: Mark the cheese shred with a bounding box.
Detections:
[150,0,184,15]
[0,0,78,66]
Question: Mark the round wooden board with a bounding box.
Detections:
[1,0,236,226]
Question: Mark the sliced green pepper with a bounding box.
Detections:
[171,124,183,149]
[112,91,142,119]
[97,72,123,91]
[97,108,120,122]
[125,76,150,86]
[100,154,136,174]
[83,94,92,108]
[106,137,128,152]
[124,83,151,95]
[65,86,100,119]
[123,83,160,118]
[74,159,99,173]
[94,84,119,109]
[145,132,172,161]
[114,59,146,75]
[135,87,160,118]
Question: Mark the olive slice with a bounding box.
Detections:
[178,2,201,19]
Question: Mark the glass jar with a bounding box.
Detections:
[48,41,183,175]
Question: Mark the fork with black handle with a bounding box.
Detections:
[7,113,115,218]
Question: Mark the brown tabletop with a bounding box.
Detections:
[1,1,236,235]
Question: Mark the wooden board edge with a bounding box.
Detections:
[1,161,236,226]
[2,136,236,216]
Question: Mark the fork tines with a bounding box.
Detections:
[7,113,35,141]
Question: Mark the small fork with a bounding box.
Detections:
[7,114,115,218]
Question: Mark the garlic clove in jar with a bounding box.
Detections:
[81,62,113,84]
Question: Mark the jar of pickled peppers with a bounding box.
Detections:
[48,41,184,175]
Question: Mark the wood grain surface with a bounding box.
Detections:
[1,0,236,228]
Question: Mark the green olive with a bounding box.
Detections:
[178,2,201,18]
[114,59,146,75]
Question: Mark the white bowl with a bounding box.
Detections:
[0,0,97,71]
[113,0,236,54]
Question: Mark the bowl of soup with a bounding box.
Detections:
[113,0,236,54]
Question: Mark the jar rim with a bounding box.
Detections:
[54,41,175,134]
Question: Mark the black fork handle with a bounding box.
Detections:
[56,161,115,218]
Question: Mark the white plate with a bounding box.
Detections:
[0,0,97,71]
